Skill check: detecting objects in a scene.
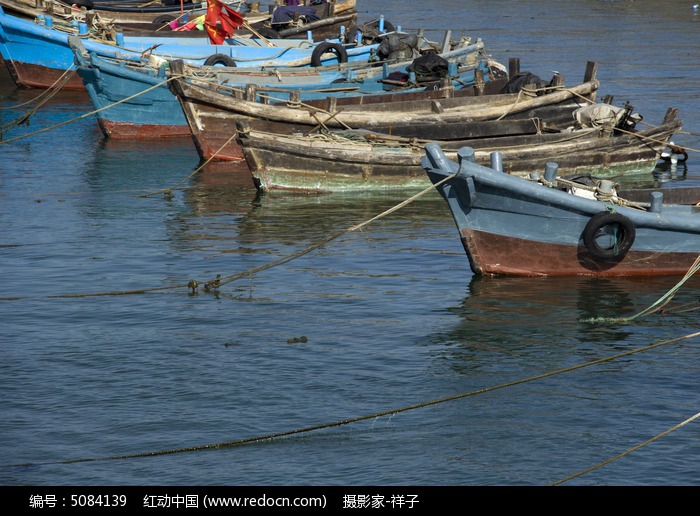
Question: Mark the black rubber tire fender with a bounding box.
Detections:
[203,54,237,67]
[310,42,348,67]
[152,15,176,28]
[582,211,636,260]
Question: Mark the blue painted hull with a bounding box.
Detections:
[75,48,189,137]
[71,37,496,138]
[422,143,700,277]
[0,6,374,89]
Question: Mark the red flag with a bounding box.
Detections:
[205,0,244,44]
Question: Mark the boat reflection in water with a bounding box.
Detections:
[432,274,700,359]
[652,159,689,185]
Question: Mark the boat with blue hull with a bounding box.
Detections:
[0,4,375,90]
[421,142,700,277]
[172,52,540,161]
[69,33,498,138]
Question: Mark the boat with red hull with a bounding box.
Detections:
[422,142,699,277]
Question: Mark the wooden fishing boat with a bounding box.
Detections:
[242,0,359,41]
[421,142,699,277]
[0,0,208,31]
[236,105,681,193]
[0,4,376,89]
[171,58,596,162]
[71,34,499,138]
[0,0,357,36]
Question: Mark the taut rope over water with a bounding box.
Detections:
[0,175,456,301]
[0,66,77,139]
[6,329,699,485]
[582,254,700,324]
[0,75,183,144]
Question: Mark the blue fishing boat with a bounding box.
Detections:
[0,3,375,90]
[422,142,700,277]
[69,33,502,138]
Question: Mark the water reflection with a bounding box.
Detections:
[430,274,700,354]
[652,159,689,184]
[181,173,451,248]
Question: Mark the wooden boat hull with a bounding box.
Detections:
[0,0,355,36]
[1,57,84,89]
[72,38,496,138]
[173,60,598,161]
[236,107,681,193]
[422,142,700,277]
[243,1,358,41]
[457,230,699,277]
[0,0,207,31]
[71,37,190,137]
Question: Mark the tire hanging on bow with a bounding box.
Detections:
[582,211,636,261]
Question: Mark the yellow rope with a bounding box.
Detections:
[213,176,456,289]
[550,410,700,485]
[0,175,455,301]
[0,74,183,144]
[583,254,700,324]
[0,66,77,137]
[614,124,694,153]
[138,131,242,199]
[0,66,77,112]
[495,84,596,121]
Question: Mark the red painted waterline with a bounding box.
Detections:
[6,61,85,90]
[461,229,699,277]
[99,119,192,139]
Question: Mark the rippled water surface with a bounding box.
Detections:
[1,0,699,486]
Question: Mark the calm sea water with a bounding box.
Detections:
[1,0,699,488]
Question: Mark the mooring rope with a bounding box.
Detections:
[6,329,699,478]
[137,131,242,199]
[0,66,76,112]
[614,124,697,154]
[354,125,601,152]
[0,74,183,145]
[179,176,458,293]
[0,175,455,301]
[582,255,700,324]
[0,66,77,138]
[494,84,596,121]
[550,410,700,485]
